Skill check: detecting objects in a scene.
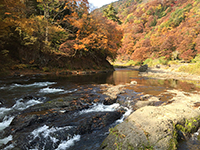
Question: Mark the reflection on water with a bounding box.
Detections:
[107,68,139,84]
[108,68,200,95]
[0,68,199,107]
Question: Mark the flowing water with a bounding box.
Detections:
[0,68,199,150]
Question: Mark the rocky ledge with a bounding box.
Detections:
[100,89,200,150]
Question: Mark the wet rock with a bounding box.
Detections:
[3,96,89,135]
[103,85,125,98]
[102,85,125,105]
[22,95,35,100]
[103,96,117,105]
[77,111,123,135]
[6,110,60,135]
[177,128,200,149]
[21,96,81,114]
[0,99,3,107]
[139,64,148,72]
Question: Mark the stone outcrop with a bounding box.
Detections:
[103,84,125,105]
[139,64,148,72]
[100,90,200,150]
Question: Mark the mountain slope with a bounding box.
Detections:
[97,0,200,63]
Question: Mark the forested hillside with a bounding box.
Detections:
[0,0,123,73]
[96,0,200,64]
[1,0,200,75]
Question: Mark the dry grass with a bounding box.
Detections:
[178,63,200,75]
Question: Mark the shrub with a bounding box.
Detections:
[149,17,157,27]
[126,60,141,66]
[178,63,200,75]
[159,56,168,65]
[191,54,200,63]
[143,58,153,66]
[143,57,168,67]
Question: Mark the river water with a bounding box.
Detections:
[0,68,199,150]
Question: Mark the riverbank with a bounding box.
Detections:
[0,59,114,78]
[112,60,200,81]
[0,50,115,78]
[98,63,200,149]
[100,84,200,150]
[0,68,114,78]
[139,63,200,81]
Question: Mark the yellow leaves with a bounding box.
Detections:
[74,43,86,50]
[29,60,34,64]
[157,4,162,10]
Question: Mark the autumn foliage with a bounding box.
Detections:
[107,0,200,62]
[60,13,123,60]
[0,0,123,69]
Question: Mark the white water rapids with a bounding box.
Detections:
[0,79,132,150]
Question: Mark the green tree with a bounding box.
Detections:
[37,0,66,44]
[103,3,122,24]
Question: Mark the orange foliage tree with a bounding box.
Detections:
[60,10,123,60]
[116,0,200,62]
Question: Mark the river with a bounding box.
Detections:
[0,68,199,150]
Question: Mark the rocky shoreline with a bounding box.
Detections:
[100,65,200,150]
[100,89,200,149]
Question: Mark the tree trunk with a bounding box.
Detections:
[44,6,49,44]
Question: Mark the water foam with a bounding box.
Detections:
[0,135,13,146]
[116,107,132,124]
[78,103,120,115]
[12,82,57,88]
[0,86,5,90]
[0,116,15,131]
[30,125,78,150]
[0,98,43,120]
[55,135,81,150]
[39,87,77,94]
[3,144,14,150]
[39,87,65,93]
[12,99,43,111]
[31,125,73,140]
[1,82,57,90]
[0,107,12,117]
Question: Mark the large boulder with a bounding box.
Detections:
[100,90,200,150]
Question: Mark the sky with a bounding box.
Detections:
[88,0,118,8]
